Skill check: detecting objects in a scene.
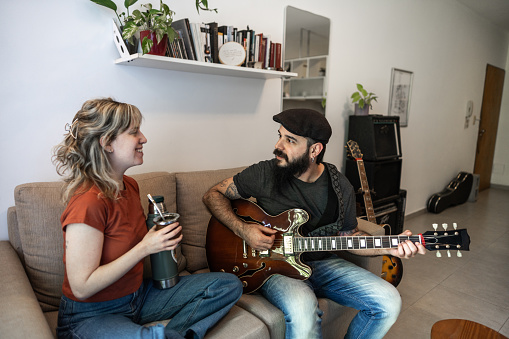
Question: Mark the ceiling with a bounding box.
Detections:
[456,0,509,33]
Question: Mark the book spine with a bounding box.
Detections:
[207,22,219,63]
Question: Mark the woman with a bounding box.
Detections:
[53,98,242,339]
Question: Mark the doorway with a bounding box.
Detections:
[473,64,505,191]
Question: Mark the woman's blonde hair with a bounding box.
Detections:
[53,98,143,203]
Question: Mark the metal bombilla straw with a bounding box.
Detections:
[147,194,166,221]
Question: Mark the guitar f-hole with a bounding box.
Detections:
[238,262,267,278]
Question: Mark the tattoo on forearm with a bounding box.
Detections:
[225,183,240,200]
[337,229,356,236]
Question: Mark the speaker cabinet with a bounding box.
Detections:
[348,115,402,161]
[356,190,406,235]
[346,158,402,201]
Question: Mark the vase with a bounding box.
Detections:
[140,30,168,56]
[354,103,370,116]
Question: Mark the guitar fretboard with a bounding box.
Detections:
[292,235,422,253]
[356,159,377,224]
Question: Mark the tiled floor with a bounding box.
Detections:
[384,187,509,338]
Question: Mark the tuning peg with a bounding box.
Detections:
[442,223,448,231]
[436,251,442,258]
[457,250,462,257]
[433,223,438,232]
[453,223,458,230]
[447,250,451,257]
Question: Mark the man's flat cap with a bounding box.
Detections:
[273,108,332,144]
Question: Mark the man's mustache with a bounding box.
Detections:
[273,149,288,161]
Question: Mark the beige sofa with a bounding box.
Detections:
[1,166,384,339]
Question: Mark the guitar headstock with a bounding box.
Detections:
[421,223,470,257]
[346,140,363,160]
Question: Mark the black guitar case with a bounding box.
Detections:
[427,172,474,214]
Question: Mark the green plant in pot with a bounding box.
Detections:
[122,1,176,55]
[351,83,378,115]
[91,0,216,55]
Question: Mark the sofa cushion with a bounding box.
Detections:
[13,182,66,312]
[175,166,246,273]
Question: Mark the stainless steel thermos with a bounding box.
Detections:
[146,196,180,289]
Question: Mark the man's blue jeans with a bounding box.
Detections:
[57,273,242,339]
[259,255,401,339]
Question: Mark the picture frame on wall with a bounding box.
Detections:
[388,68,413,127]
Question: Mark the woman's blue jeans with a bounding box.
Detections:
[259,255,401,339]
[57,272,242,339]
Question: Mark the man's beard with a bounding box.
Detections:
[272,148,311,192]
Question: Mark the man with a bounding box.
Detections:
[203,108,426,339]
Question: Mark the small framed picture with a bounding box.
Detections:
[388,68,413,127]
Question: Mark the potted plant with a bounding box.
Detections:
[122,1,176,55]
[351,83,378,115]
[91,0,216,55]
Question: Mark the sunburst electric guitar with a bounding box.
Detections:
[346,140,404,287]
[205,199,470,294]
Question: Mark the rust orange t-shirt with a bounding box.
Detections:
[60,175,147,302]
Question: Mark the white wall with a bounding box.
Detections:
[1,0,508,241]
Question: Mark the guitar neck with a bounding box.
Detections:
[356,158,377,224]
[292,234,421,253]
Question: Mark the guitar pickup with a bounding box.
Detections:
[259,249,270,257]
[283,233,294,256]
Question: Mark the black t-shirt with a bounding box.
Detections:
[233,159,357,236]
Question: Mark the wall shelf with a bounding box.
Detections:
[115,54,297,80]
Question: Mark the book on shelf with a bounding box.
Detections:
[218,25,234,42]
[207,22,219,63]
[218,32,224,49]
[263,34,271,69]
[275,42,282,70]
[200,23,212,63]
[171,18,196,61]
[189,22,203,62]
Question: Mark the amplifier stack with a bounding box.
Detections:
[346,115,405,235]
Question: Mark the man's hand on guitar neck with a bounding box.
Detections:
[388,230,427,259]
[343,228,427,258]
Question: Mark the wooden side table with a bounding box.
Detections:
[431,319,508,339]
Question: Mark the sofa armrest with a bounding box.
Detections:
[0,241,54,339]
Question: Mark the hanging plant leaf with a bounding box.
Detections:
[91,0,117,11]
